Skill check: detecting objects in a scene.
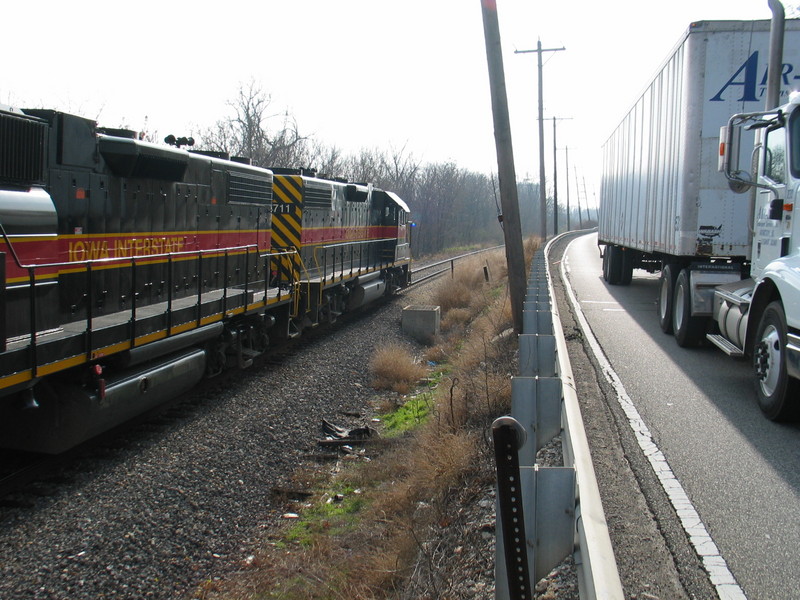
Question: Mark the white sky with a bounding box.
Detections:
[1,0,788,208]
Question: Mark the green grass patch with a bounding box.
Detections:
[380,393,432,436]
[285,485,367,546]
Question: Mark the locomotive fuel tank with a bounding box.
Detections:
[0,348,207,454]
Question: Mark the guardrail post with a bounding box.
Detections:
[522,309,553,334]
[494,417,576,599]
[519,333,556,377]
[511,376,562,466]
[493,416,532,600]
[496,248,580,599]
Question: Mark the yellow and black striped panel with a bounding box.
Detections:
[272,175,304,281]
[272,175,303,247]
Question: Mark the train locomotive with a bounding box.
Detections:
[0,106,411,453]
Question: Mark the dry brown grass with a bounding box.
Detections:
[433,252,508,319]
[200,241,540,600]
[369,343,427,394]
[441,307,471,332]
[422,344,448,364]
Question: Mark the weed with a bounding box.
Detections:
[369,344,426,394]
[286,485,367,546]
[379,393,433,436]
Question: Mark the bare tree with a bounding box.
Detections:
[342,148,390,184]
[305,141,347,178]
[195,82,504,257]
[198,81,310,168]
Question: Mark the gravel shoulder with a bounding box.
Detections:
[548,232,716,600]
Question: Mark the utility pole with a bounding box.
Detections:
[552,117,558,235]
[550,117,571,235]
[480,0,527,335]
[581,176,590,225]
[573,165,584,228]
[515,41,564,241]
[565,146,570,231]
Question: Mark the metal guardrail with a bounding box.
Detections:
[494,235,624,599]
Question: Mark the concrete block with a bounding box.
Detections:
[402,305,440,343]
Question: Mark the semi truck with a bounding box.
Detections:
[597,3,800,420]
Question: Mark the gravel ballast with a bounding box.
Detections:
[0,294,426,600]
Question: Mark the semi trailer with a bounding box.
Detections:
[598,4,800,419]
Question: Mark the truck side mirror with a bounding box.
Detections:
[719,125,752,193]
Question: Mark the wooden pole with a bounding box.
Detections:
[480,0,527,334]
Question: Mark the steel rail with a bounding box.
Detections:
[411,244,505,273]
[407,245,505,287]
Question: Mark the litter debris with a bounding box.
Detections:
[271,488,313,501]
[319,418,378,446]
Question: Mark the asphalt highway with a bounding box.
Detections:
[563,232,800,600]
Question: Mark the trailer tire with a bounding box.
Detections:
[605,245,624,285]
[753,301,800,421]
[620,249,634,285]
[673,269,705,347]
[658,264,679,334]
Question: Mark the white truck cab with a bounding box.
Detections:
[716,91,800,419]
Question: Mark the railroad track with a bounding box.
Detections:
[407,245,504,288]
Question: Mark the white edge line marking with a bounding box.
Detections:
[561,236,748,600]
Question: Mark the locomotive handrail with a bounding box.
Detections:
[0,224,300,376]
[0,223,30,272]
[313,237,399,283]
[316,237,399,250]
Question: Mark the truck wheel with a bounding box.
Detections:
[753,301,800,420]
[606,246,624,285]
[658,264,679,334]
[672,269,705,347]
[620,249,634,285]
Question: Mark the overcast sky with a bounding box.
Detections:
[2,1,788,208]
